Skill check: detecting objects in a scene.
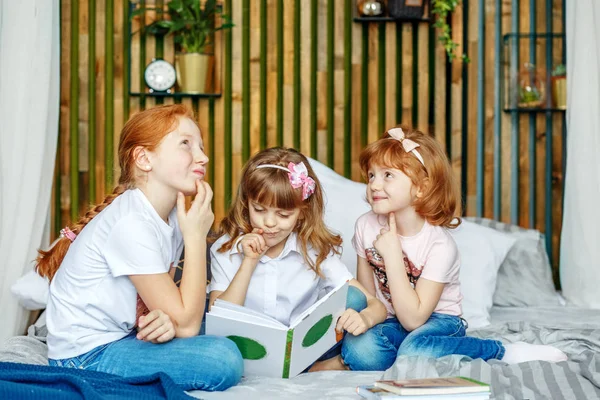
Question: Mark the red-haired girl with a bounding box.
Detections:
[36,105,243,390]
[315,126,567,371]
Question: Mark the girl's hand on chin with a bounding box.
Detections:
[373,212,403,261]
[177,179,214,240]
[240,228,270,260]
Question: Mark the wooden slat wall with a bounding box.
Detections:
[54,0,566,284]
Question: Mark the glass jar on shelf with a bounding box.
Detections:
[517,62,545,108]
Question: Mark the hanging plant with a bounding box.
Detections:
[431,0,470,62]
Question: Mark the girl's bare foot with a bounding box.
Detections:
[308,355,349,372]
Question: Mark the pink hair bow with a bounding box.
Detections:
[387,127,425,167]
[287,162,316,200]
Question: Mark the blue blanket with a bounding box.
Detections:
[0,361,192,400]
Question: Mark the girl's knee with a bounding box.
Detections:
[346,286,367,312]
[208,338,244,390]
[188,336,243,391]
[396,335,431,357]
[341,330,395,371]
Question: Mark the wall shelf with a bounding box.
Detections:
[127,1,221,99]
[502,32,566,113]
[504,107,566,113]
[353,16,429,23]
[129,92,221,99]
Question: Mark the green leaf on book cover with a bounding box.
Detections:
[227,335,267,360]
[302,314,333,348]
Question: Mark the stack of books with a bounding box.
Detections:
[356,377,491,399]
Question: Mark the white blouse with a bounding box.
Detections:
[208,232,353,326]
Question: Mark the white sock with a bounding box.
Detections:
[501,341,568,364]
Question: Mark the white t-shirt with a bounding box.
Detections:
[208,232,353,326]
[46,189,183,359]
[352,211,462,318]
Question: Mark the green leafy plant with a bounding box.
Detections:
[431,0,469,62]
[552,64,566,77]
[520,86,542,103]
[132,0,234,54]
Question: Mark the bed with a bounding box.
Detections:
[2,305,599,399]
[3,159,600,399]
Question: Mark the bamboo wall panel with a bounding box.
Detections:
[55,0,566,284]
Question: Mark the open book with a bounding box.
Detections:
[206,281,349,378]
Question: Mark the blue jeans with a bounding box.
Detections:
[49,332,244,391]
[341,313,506,371]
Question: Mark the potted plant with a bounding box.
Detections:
[133,0,234,93]
[381,0,467,62]
[551,64,566,109]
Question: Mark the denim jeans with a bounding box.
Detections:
[341,312,506,371]
[49,332,244,391]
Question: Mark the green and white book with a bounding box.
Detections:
[206,281,349,378]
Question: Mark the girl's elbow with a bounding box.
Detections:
[175,328,196,338]
[173,312,204,338]
[400,320,421,332]
[394,311,426,332]
[175,321,202,338]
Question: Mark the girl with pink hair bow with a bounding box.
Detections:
[312,126,567,372]
[208,147,388,369]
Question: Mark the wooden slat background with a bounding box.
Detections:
[55,0,566,284]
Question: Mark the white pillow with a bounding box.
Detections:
[450,220,516,329]
[308,158,370,277]
[11,269,49,310]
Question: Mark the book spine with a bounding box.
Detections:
[282,329,294,378]
[458,377,489,387]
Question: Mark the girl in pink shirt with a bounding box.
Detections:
[312,126,567,372]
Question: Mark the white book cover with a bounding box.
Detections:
[205,281,349,378]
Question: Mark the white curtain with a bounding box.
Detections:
[0,0,60,341]
[560,1,600,307]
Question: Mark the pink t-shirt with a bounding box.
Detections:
[352,211,462,318]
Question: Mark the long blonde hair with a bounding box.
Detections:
[36,104,196,281]
[359,125,462,228]
[218,147,342,277]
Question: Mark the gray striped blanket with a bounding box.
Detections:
[383,322,600,400]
